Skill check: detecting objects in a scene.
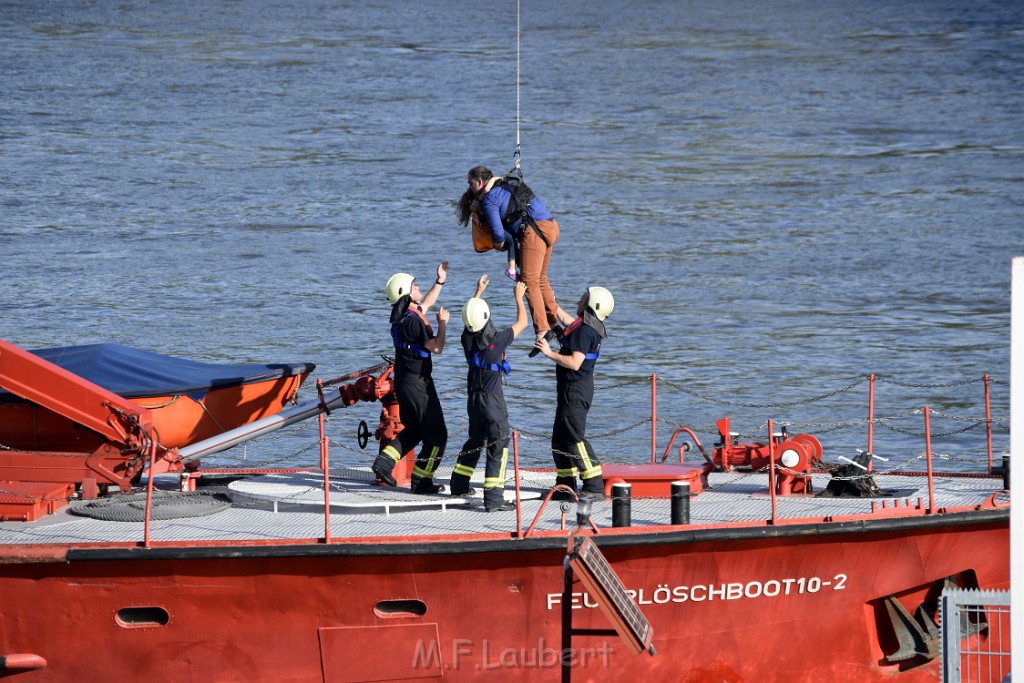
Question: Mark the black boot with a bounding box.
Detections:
[372,454,397,487]
[528,325,564,357]
[484,489,512,511]
[550,477,577,501]
[411,478,444,495]
[579,477,605,501]
[449,472,474,496]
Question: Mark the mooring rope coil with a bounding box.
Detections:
[69,490,231,522]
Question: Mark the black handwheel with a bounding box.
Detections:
[357,420,370,449]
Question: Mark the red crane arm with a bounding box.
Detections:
[0,338,153,447]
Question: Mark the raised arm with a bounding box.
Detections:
[423,307,449,354]
[510,281,529,338]
[419,261,448,313]
[553,304,575,327]
[473,274,490,299]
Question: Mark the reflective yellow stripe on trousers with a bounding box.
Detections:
[577,442,602,480]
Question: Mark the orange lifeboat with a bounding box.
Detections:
[0,343,314,454]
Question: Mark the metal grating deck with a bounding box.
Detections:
[0,468,1007,547]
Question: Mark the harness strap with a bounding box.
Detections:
[524,213,549,246]
[469,349,511,375]
[561,318,600,360]
[500,170,549,246]
[392,310,431,358]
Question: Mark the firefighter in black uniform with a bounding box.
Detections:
[451,276,528,511]
[372,263,450,494]
[533,286,614,500]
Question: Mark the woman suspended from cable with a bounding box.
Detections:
[457,164,568,346]
[458,170,519,282]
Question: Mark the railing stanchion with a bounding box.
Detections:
[984,374,993,471]
[651,373,658,463]
[924,407,935,514]
[767,419,778,524]
[867,374,875,473]
[143,442,158,548]
[513,431,522,537]
[321,410,331,543]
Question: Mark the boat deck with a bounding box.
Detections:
[0,467,1007,547]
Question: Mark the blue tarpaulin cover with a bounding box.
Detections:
[0,344,316,402]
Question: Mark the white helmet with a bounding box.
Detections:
[587,286,614,321]
[386,273,415,304]
[462,297,491,332]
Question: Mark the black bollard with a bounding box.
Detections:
[611,483,631,527]
[1003,455,1010,491]
[671,481,691,525]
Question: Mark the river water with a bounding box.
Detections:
[2,0,1022,471]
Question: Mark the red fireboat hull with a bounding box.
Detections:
[0,511,1007,682]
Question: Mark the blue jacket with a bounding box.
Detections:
[480,183,553,245]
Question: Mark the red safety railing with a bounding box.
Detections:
[137,372,1002,543]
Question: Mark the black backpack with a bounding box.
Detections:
[499,171,548,245]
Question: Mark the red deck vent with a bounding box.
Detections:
[0,482,75,521]
[602,463,705,498]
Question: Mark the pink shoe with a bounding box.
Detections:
[505,267,518,282]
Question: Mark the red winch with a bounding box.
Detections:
[315,363,414,483]
[713,417,823,496]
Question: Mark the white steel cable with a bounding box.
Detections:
[515,0,521,168]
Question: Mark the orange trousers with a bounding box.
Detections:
[519,218,560,335]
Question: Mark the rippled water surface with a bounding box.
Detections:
[2,0,1021,469]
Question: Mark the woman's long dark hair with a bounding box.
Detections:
[457,166,494,227]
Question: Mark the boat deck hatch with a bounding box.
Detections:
[601,463,704,497]
[0,483,75,522]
